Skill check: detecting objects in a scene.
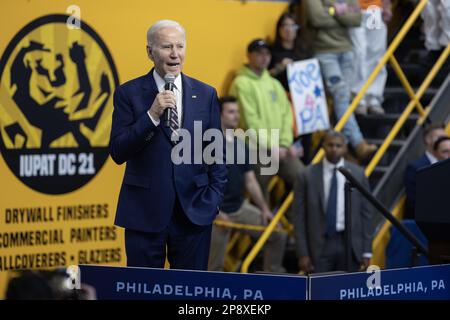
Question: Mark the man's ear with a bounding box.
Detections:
[146,45,154,61]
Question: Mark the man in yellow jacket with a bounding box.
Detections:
[229,39,304,215]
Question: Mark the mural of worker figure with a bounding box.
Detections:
[7,40,110,149]
[0,15,118,194]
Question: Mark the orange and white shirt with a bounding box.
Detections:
[359,0,382,10]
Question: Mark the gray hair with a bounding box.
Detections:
[146,20,186,47]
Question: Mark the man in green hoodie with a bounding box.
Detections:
[305,0,377,161]
[229,39,304,206]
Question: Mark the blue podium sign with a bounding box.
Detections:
[79,265,308,300]
[310,264,450,300]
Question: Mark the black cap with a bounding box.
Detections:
[247,39,270,53]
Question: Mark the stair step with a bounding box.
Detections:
[384,87,438,98]
[371,165,389,174]
[402,48,431,64]
[356,113,419,124]
[386,60,450,88]
[382,88,436,114]
[366,139,405,148]
[386,63,426,76]
[386,64,427,87]
[368,165,390,190]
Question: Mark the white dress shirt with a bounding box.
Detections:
[425,151,438,165]
[147,70,183,127]
[323,157,345,232]
[323,157,372,259]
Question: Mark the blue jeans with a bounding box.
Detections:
[315,51,363,147]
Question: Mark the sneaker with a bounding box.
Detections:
[367,95,385,115]
[355,105,368,115]
[368,105,385,115]
[354,141,377,161]
[353,94,367,116]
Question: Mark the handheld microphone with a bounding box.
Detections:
[164,74,176,128]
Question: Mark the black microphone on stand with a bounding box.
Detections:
[164,74,176,128]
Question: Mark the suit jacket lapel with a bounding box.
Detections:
[142,71,196,143]
[142,69,159,100]
[343,161,356,220]
[343,161,353,182]
[422,154,431,166]
[314,162,326,216]
[181,73,195,130]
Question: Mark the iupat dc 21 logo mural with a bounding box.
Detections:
[0,15,118,194]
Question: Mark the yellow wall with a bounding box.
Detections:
[0,0,288,299]
[0,0,287,95]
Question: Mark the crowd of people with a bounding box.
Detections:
[208,0,450,275]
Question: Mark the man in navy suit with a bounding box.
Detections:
[404,123,447,219]
[109,20,227,270]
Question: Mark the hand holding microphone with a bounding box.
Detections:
[149,77,176,123]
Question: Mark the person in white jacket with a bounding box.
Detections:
[421,0,450,52]
[349,0,393,116]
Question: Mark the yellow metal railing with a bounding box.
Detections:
[365,45,450,175]
[241,0,450,273]
[213,220,286,233]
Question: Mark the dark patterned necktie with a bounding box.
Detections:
[168,84,180,142]
[170,105,180,141]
